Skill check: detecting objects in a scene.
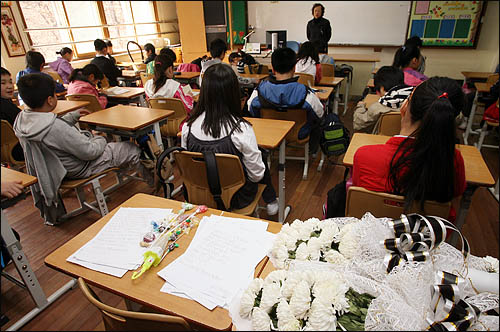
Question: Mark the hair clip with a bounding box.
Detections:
[155,61,162,65]
[438,92,448,99]
[401,46,406,51]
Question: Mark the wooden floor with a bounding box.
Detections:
[1,100,498,331]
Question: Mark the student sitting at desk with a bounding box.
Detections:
[228,52,259,86]
[392,45,428,87]
[67,64,108,109]
[182,64,279,215]
[1,67,24,162]
[16,51,66,105]
[13,74,154,223]
[147,47,177,74]
[404,36,426,74]
[353,66,413,133]
[295,41,322,85]
[199,38,228,85]
[104,40,117,66]
[143,43,157,64]
[352,77,466,220]
[48,47,74,84]
[248,47,324,154]
[91,39,122,87]
[144,54,193,130]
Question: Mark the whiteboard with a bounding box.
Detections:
[247,1,411,46]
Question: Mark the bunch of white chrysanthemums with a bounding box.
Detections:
[239,269,373,331]
[270,218,360,269]
[483,256,499,273]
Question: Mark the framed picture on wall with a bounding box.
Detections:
[1,5,26,57]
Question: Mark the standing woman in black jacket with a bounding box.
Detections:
[306,3,331,54]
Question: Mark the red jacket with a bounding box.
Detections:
[67,80,108,109]
[352,136,466,219]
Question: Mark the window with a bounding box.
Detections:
[18,1,160,61]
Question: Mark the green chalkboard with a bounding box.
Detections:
[226,1,247,45]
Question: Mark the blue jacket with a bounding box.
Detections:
[16,67,66,105]
[247,76,324,139]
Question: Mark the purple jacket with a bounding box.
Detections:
[48,57,74,84]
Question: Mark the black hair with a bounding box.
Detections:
[56,47,73,56]
[271,47,297,74]
[186,63,249,138]
[405,36,423,48]
[159,47,177,62]
[388,77,465,211]
[144,43,155,54]
[105,40,113,47]
[68,64,104,84]
[311,40,326,54]
[228,52,242,64]
[1,67,10,76]
[374,66,404,92]
[392,44,421,69]
[153,54,174,93]
[26,51,45,70]
[94,39,107,52]
[17,73,56,109]
[312,3,325,16]
[209,38,227,59]
[296,41,319,64]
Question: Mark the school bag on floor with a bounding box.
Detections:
[319,112,350,156]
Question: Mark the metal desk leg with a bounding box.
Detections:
[463,91,478,145]
[153,122,164,151]
[489,179,499,201]
[1,211,76,331]
[449,185,477,246]
[333,84,340,115]
[342,76,350,116]
[278,140,291,224]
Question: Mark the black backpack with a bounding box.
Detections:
[319,112,350,156]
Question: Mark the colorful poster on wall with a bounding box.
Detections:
[1,5,26,57]
[407,1,484,47]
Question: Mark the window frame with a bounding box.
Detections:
[16,0,161,60]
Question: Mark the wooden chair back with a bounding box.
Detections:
[65,94,103,113]
[140,72,154,87]
[1,120,24,167]
[244,64,269,74]
[261,108,308,144]
[44,70,64,83]
[346,186,451,219]
[374,111,401,136]
[295,72,314,87]
[133,63,147,72]
[78,278,190,331]
[321,63,335,77]
[174,151,245,210]
[486,73,499,84]
[148,98,187,137]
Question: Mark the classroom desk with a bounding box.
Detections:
[173,72,200,85]
[312,86,334,102]
[343,133,495,246]
[245,118,294,224]
[329,53,381,64]
[44,193,282,331]
[363,94,380,108]
[317,77,345,115]
[51,100,91,116]
[461,71,493,80]
[462,82,494,145]
[1,166,37,187]
[79,105,173,151]
[240,73,269,81]
[101,87,146,106]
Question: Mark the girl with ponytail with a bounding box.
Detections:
[392,44,428,86]
[48,47,74,84]
[144,53,194,131]
[67,64,107,109]
[352,77,466,220]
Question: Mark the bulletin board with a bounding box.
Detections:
[226,1,247,45]
[407,1,485,47]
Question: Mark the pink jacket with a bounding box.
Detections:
[67,80,107,109]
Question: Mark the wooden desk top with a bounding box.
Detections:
[52,100,91,116]
[1,167,37,187]
[461,71,493,80]
[191,89,200,103]
[45,193,282,331]
[367,78,375,88]
[79,105,173,131]
[343,133,495,187]
[56,91,67,98]
[328,53,381,62]
[102,87,145,99]
[363,94,380,108]
[174,72,200,79]
[475,82,493,93]
[312,86,334,101]
[244,117,294,149]
[240,73,269,80]
[318,76,344,87]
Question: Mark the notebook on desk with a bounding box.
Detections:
[104,87,129,96]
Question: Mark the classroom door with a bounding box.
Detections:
[203,1,227,50]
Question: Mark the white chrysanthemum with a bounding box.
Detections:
[305,298,337,331]
[302,270,318,288]
[318,224,341,249]
[289,280,312,319]
[295,242,309,260]
[265,270,288,285]
[289,219,304,230]
[484,256,499,273]
[307,237,322,252]
[247,278,264,295]
[338,224,360,259]
[324,249,347,265]
[281,272,303,300]
[313,278,350,315]
[260,282,282,313]
[304,217,321,231]
[239,288,258,318]
[280,319,302,331]
[276,299,300,331]
[298,223,315,241]
[251,307,271,331]
[271,245,289,269]
[283,231,299,250]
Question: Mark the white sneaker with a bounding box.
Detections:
[266,200,279,216]
[458,117,468,130]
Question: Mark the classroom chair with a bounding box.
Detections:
[345,186,451,220]
[244,64,270,75]
[261,108,311,180]
[320,63,335,77]
[296,73,314,87]
[475,99,499,152]
[65,94,103,113]
[173,151,266,216]
[77,278,191,331]
[148,98,187,149]
[140,72,154,87]
[44,70,64,84]
[372,111,401,136]
[1,120,25,171]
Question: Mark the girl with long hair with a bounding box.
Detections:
[392,44,428,86]
[295,41,322,85]
[67,64,107,109]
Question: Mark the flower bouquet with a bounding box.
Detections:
[239,269,375,331]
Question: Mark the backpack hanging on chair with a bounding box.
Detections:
[319,112,350,157]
